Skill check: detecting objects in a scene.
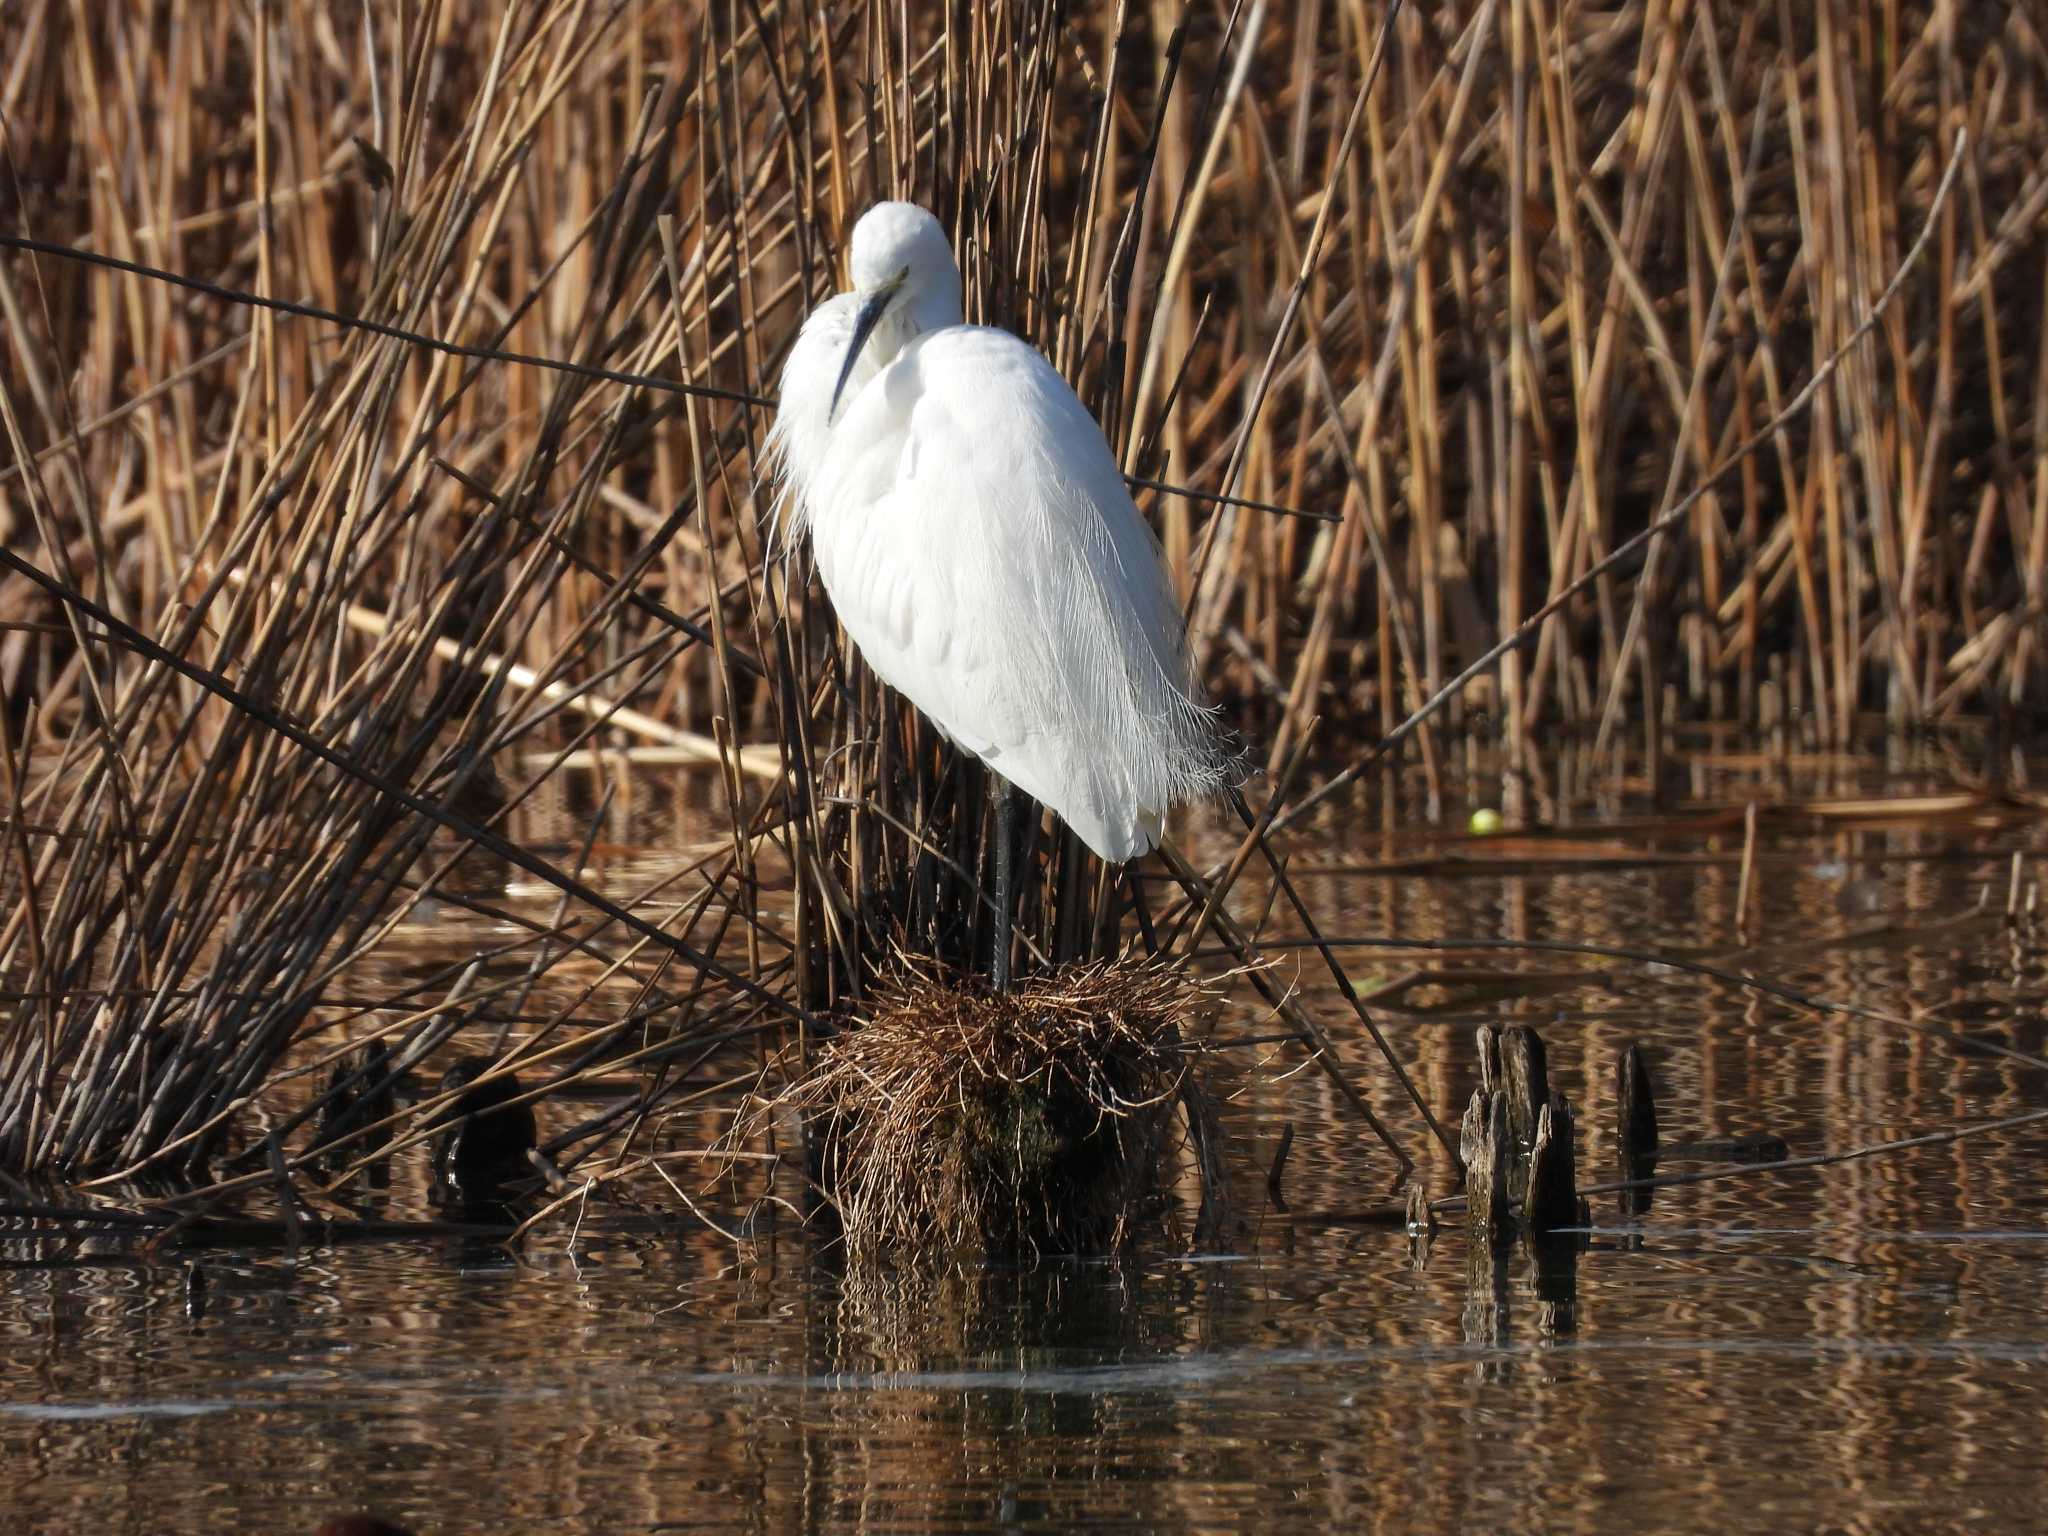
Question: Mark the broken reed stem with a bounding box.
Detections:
[1734,800,1759,933]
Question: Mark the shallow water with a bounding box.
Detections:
[6,743,2047,1533]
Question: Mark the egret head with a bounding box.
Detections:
[829,202,963,418]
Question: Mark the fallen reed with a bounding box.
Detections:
[0,3,2043,1216]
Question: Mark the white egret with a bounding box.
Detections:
[767,202,1232,987]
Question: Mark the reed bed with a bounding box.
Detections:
[0,3,2043,1221]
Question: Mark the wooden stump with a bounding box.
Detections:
[1615,1040,1659,1226]
[1459,1082,1513,1245]
[1461,1024,1583,1248]
[1526,1092,1578,1234]
[1617,1040,1659,1161]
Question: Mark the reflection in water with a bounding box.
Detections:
[3,751,2045,1532]
[9,1227,2048,1532]
[1463,1233,1579,1367]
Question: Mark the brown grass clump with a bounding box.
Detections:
[780,961,1219,1259]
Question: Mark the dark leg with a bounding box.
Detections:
[989,772,1015,992]
[1126,865,1160,956]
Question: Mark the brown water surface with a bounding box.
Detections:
[5,745,2047,1534]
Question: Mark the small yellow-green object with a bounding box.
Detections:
[1469,807,1504,836]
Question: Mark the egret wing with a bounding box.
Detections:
[810,325,1222,858]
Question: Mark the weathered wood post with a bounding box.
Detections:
[1461,1023,1583,1249]
[1461,1023,1584,1345]
[1615,1040,1659,1229]
[1617,1040,1658,1159]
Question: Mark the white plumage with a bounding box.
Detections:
[767,202,1230,862]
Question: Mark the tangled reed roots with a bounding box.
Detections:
[783,961,1216,1258]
